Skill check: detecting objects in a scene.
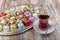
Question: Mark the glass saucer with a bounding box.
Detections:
[33,19,56,34]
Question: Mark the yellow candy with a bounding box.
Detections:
[15,7,22,12]
[5,10,10,15]
[5,10,10,14]
[20,8,24,12]
[10,16,15,20]
[5,18,10,20]
[17,10,21,12]
[15,7,17,10]
[16,7,19,9]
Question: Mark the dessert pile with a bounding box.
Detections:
[0,5,40,32]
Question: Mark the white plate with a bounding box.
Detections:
[33,19,55,34]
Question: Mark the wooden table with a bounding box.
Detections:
[0,28,59,40]
[0,0,60,40]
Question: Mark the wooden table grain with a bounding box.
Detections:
[0,0,60,40]
[0,29,59,40]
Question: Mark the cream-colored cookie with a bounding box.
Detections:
[0,24,3,32]
[10,24,17,31]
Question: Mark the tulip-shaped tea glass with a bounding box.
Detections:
[38,14,49,30]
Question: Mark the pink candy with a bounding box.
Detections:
[29,16,35,23]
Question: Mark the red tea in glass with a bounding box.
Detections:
[38,14,49,30]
